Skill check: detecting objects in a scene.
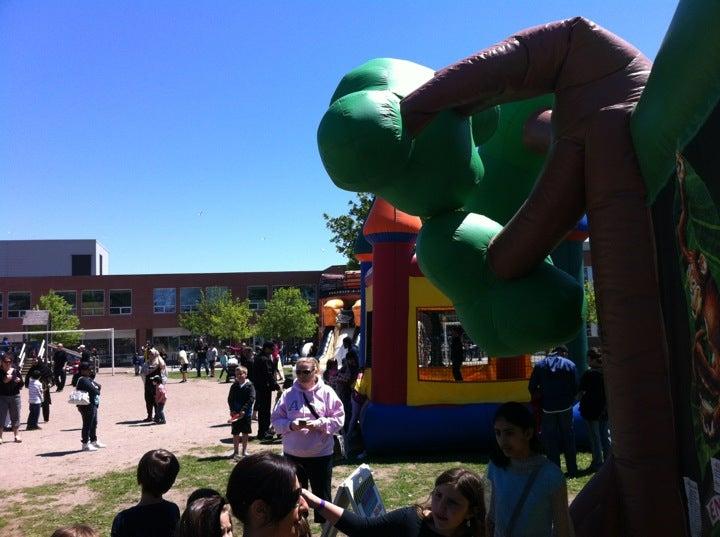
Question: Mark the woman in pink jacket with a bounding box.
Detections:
[271,357,344,523]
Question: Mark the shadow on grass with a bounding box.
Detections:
[334,451,490,468]
[196,455,234,462]
[38,449,83,457]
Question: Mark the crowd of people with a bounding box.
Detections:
[49,399,578,537]
[3,334,609,536]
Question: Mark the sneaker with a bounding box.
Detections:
[82,442,98,452]
[14,436,22,443]
[91,440,106,448]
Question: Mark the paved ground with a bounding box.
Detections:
[5,369,251,490]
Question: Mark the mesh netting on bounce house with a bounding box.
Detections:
[317,1,720,535]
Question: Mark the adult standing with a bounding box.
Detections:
[528,345,578,477]
[449,327,465,382]
[142,349,166,422]
[207,344,218,378]
[196,344,208,378]
[578,348,610,471]
[254,342,281,440]
[0,353,24,443]
[52,344,68,392]
[178,346,189,383]
[271,357,344,523]
[239,347,255,384]
[334,350,359,431]
[76,362,106,451]
[334,336,357,369]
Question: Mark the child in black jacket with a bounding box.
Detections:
[228,366,255,460]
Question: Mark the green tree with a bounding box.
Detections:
[256,287,317,342]
[37,291,81,346]
[178,290,255,343]
[323,192,373,269]
[584,280,598,325]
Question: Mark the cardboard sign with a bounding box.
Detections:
[321,464,386,537]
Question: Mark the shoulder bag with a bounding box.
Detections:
[301,392,346,462]
[506,465,542,537]
[68,389,90,405]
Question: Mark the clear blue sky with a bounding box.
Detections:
[1,1,678,274]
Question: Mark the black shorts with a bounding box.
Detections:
[231,417,252,435]
[180,364,188,372]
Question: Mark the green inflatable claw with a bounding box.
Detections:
[318,58,485,217]
[319,58,585,355]
[416,212,585,355]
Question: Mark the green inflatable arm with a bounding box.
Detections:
[318,58,584,355]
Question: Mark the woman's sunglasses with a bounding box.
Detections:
[296,369,314,376]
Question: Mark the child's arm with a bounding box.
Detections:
[240,384,256,415]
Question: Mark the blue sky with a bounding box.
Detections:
[1,1,678,274]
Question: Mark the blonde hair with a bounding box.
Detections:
[296,357,319,371]
[236,365,248,375]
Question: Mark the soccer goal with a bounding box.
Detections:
[0,328,117,375]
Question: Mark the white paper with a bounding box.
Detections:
[684,477,702,537]
[712,458,720,494]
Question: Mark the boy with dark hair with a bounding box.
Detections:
[111,449,181,537]
[228,366,255,461]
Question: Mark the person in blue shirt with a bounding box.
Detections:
[487,402,574,537]
[528,346,578,476]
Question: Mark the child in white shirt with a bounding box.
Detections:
[27,370,44,430]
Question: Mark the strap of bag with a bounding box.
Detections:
[506,465,542,537]
[301,392,321,420]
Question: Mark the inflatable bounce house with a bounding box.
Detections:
[354,195,588,455]
[317,1,720,534]
[317,272,361,363]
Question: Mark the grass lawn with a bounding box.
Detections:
[3,444,594,537]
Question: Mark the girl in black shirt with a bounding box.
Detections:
[302,467,485,537]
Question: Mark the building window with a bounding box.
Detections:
[154,288,176,313]
[299,285,317,305]
[180,287,201,312]
[247,286,268,311]
[54,291,77,313]
[7,292,31,318]
[206,286,230,302]
[109,290,132,315]
[72,255,92,276]
[81,290,105,316]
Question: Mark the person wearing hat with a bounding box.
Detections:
[76,361,106,451]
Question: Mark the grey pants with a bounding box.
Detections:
[0,395,21,429]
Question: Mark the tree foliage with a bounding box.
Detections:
[584,280,598,325]
[323,192,373,269]
[178,290,255,343]
[255,287,317,342]
[37,292,81,346]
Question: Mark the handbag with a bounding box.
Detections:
[68,389,90,406]
[301,392,346,462]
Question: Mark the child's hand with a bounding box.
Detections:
[237,411,245,419]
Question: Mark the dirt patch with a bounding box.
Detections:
[5,369,258,490]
